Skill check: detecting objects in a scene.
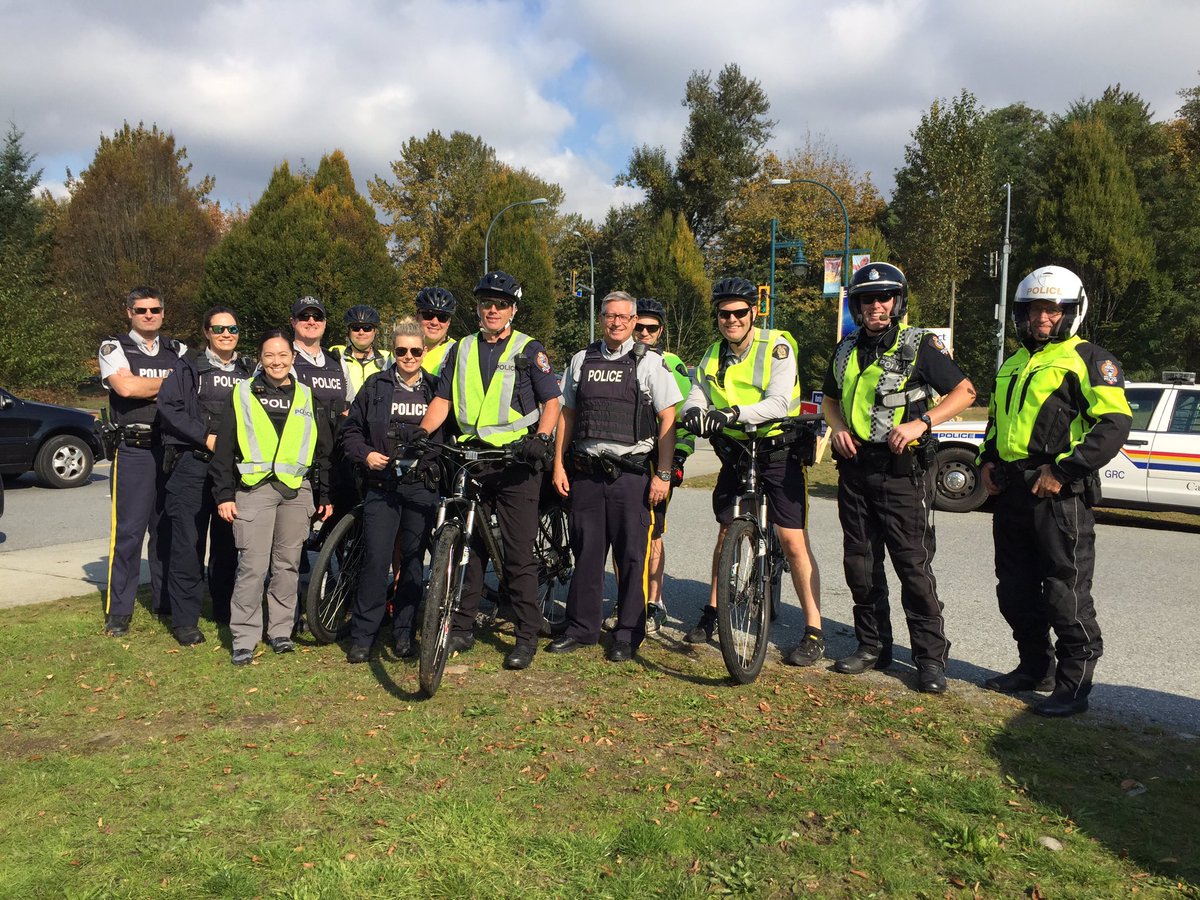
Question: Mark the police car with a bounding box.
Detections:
[930,372,1200,514]
[0,388,105,488]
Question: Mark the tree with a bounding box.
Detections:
[0,125,90,389]
[619,64,775,248]
[54,122,219,340]
[626,211,712,360]
[889,91,996,339]
[200,151,402,339]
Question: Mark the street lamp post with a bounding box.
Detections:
[769,178,851,329]
[484,197,549,274]
[570,229,596,344]
[767,218,809,330]
[996,182,1012,372]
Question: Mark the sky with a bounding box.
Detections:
[3,0,1199,223]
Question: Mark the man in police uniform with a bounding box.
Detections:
[416,287,458,376]
[330,305,391,400]
[547,292,681,662]
[823,262,975,694]
[99,286,187,636]
[680,277,823,662]
[418,271,561,670]
[979,265,1131,717]
[633,297,694,632]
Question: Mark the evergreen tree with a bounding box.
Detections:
[627,211,712,361]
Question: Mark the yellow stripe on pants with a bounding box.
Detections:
[104,448,120,614]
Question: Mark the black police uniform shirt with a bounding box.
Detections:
[341,369,442,470]
[822,329,967,442]
[99,331,188,426]
[434,332,562,417]
[292,345,351,419]
[157,348,253,451]
[195,349,253,436]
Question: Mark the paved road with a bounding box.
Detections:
[1,457,1197,732]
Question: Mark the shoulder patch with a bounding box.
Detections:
[1099,359,1120,385]
[928,333,948,354]
[100,342,118,356]
[772,343,790,360]
[536,351,551,374]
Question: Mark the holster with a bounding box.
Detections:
[163,445,180,475]
[120,423,155,450]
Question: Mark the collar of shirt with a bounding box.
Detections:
[600,337,635,359]
[293,344,325,366]
[128,330,160,354]
[204,347,238,372]
[720,338,753,365]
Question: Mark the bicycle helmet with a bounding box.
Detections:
[711,277,757,307]
[343,304,381,327]
[474,271,523,302]
[637,297,666,322]
[415,287,458,314]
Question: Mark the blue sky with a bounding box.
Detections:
[3,0,1200,222]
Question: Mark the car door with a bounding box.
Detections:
[1147,386,1200,508]
[0,388,40,470]
[1099,385,1163,506]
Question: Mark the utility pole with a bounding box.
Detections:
[996,182,1012,372]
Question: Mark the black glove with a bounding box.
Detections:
[515,434,554,471]
[681,407,707,437]
[670,453,687,488]
[403,444,442,489]
[704,406,739,438]
[403,426,429,446]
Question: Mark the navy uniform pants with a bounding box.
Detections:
[350,481,437,647]
[106,442,171,618]
[451,463,543,647]
[993,484,1102,699]
[837,460,950,669]
[563,467,654,649]
[164,450,235,628]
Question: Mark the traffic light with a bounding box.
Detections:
[757,284,770,317]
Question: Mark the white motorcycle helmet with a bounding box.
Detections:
[1013,265,1089,342]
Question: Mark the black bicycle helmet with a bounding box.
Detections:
[847,262,908,322]
[711,276,757,307]
[474,271,523,301]
[343,304,381,326]
[637,297,666,321]
[415,287,458,314]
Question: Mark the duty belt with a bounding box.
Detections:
[119,423,157,449]
[571,451,649,479]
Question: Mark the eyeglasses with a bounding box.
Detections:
[478,299,514,311]
[716,307,751,321]
[633,323,661,335]
[207,324,240,335]
[349,324,376,332]
[602,313,633,323]
[419,310,451,323]
[1028,306,1064,320]
[131,306,162,316]
[295,313,325,322]
[393,346,425,358]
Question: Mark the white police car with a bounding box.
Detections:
[931,372,1200,514]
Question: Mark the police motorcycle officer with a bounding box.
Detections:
[546,291,682,662]
[680,278,824,663]
[211,329,334,666]
[330,304,392,400]
[341,317,442,663]
[979,265,1132,717]
[416,287,458,376]
[822,263,975,694]
[157,306,253,643]
[98,286,188,637]
[633,297,695,632]
[417,271,562,671]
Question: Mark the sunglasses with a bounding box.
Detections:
[633,323,661,335]
[393,346,425,358]
[295,313,325,322]
[717,307,751,321]
[478,299,513,311]
[349,324,376,332]
[131,306,162,316]
[207,324,240,335]
[419,310,451,323]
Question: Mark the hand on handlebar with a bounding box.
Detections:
[704,406,739,437]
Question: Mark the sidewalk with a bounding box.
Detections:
[0,538,147,609]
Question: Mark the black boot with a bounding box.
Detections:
[684,606,717,644]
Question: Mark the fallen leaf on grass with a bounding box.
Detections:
[344,853,357,861]
[758,701,772,714]
[302,862,314,869]
[849,869,869,880]
[246,687,258,694]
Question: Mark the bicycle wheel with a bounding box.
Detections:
[420,523,464,698]
[716,517,771,684]
[304,507,364,644]
[536,503,572,633]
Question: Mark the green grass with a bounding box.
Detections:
[2,594,1197,898]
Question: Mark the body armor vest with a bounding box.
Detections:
[293,349,347,422]
[109,334,181,426]
[194,352,253,434]
[573,343,657,446]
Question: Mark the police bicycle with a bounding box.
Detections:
[419,442,572,697]
[711,414,822,684]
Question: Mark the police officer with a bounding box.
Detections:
[99,286,187,636]
[633,297,694,632]
[416,287,458,376]
[547,292,682,662]
[822,263,976,694]
[211,329,334,665]
[680,278,824,662]
[341,317,442,663]
[418,271,561,671]
[979,265,1132,717]
[330,305,391,400]
[157,306,253,643]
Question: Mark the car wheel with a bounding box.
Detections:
[34,434,94,488]
[933,446,986,513]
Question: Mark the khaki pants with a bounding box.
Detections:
[229,483,314,653]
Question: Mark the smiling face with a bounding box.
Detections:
[291,307,326,344]
[634,315,662,347]
[259,336,294,384]
[715,298,755,345]
[855,290,897,334]
[1027,299,1066,342]
[348,324,376,352]
[205,312,240,355]
[601,298,636,347]
[392,335,425,378]
[419,309,451,346]
[476,294,516,335]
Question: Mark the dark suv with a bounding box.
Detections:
[0,388,105,488]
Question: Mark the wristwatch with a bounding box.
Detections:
[655,469,672,482]
[919,414,933,433]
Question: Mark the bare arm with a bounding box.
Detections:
[419,396,451,435]
[552,406,575,498]
[887,377,977,452]
[107,370,166,400]
[822,395,858,459]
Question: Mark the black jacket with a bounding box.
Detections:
[341,368,441,465]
